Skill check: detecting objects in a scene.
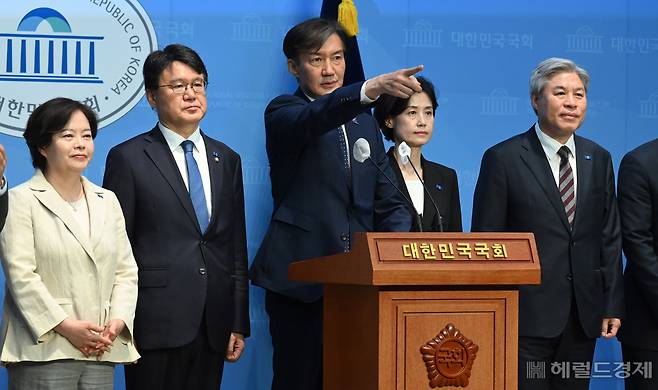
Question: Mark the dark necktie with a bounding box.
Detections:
[181,140,209,232]
[557,146,575,226]
[337,126,350,174]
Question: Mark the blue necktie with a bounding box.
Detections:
[181,140,209,232]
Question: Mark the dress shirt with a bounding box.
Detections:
[535,123,578,197]
[159,123,212,217]
[406,179,424,216]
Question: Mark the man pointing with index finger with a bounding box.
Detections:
[250,17,416,390]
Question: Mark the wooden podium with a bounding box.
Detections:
[288,232,540,390]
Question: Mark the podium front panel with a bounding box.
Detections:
[378,290,517,390]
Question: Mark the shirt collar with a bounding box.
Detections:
[158,122,202,152]
[304,92,316,102]
[534,122,576,161]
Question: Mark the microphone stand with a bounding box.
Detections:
[365,157,423,232]
[406,156,444,232]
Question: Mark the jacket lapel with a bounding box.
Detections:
[83,177,106,255]
[572,136,592,232]
[519,128,571,231]
[386,147,412,205]
[420,156,441,228]
[143,127,199,231]
[203,132,223,234]
[29,171,96,262]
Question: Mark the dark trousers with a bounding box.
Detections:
[125,316,225,390]
[622,344,658,390]
[265,290,323,390]
[518,300,597,390]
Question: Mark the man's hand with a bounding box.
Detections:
[365,65,424,100]
[54,318,113,357]
[225,332,245,362]
[601,318,621,338]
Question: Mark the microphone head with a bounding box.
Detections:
[398,142,411,164]
[353,138,371,163]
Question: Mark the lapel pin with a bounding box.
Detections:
[352,117,359,125]
[585,155,592,160]
[212,151,220,163]
[435,184,443,191]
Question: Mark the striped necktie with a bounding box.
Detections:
[557,146,575,226]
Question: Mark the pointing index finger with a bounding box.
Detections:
[401,64,424,77]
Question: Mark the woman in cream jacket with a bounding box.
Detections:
[0,97,139,389]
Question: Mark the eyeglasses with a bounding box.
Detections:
[158,80,207,95]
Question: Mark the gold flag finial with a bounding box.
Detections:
[338,0,359,37]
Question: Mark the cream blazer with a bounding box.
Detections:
[0,170,140,363]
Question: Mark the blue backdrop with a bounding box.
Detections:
[1,1,657,389]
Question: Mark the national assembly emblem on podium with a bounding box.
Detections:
[0,0,157,136]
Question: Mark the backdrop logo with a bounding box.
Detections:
[0,1,157,136]
[480,88,519,116]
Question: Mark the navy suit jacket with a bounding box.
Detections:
[250,82,411,302]
[471,127,623,338]
[617,138,658,349]
[103,126,249,351]
[386,148,462,232]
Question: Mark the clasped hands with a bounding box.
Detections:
[54,317,125,359]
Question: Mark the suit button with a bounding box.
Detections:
[340,233,349,241]
[566,273,573,281]
[199,268,207,275]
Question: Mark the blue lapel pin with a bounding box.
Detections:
[212,151,220,163]
[585,154,592,160]
[435,184,443,191]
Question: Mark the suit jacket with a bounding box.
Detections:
[617,138,658,349]
[103,126,249,351]
[471,127,623,338]
[250,82,411,302]
[386,148,462,232]
[0,170,139,363]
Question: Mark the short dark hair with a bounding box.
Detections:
[23,97,98,172]
[283,18,350,61]
[143,44,208,90]
[374,76,438,141]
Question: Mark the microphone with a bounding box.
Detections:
[398,142,444,232]
[353,138,423,232]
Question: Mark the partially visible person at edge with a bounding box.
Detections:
[374,76,462,232]
[617,138,658,390]
[0,97,139,389]
[0,143,8,231]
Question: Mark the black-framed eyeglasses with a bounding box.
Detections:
[158,80,207,95]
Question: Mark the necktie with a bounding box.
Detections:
[181,140,209,232]
[557,146,575,226]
